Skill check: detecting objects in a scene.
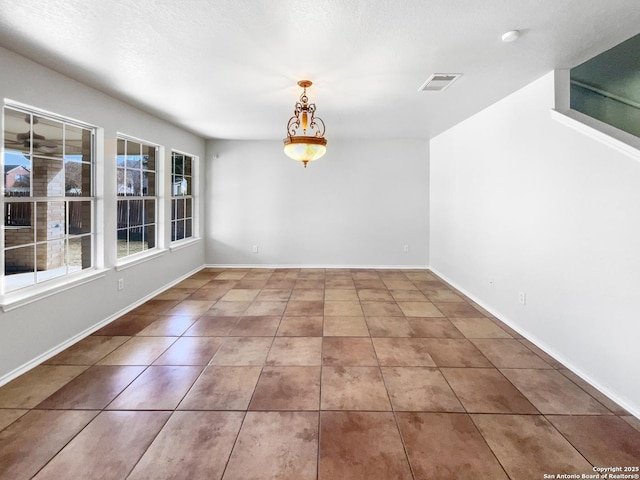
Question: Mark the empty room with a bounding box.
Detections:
[0,1,639,479]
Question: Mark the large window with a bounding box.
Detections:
[2,105,94,293]
[116,137,157,259]
[170,151,194,242]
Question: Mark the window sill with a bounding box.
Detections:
[115,248,168,271]
[550,109,640,160]
[1,268,110,312]
[170,237,201,252]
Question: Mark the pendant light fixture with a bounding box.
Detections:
[283,80,327,168]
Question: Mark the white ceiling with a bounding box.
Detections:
[0,0,638,141]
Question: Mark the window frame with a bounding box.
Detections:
[115,134,160,262]
[170,150,196,244]
[2,103,98,300]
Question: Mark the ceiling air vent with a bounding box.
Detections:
[418,73,462,92]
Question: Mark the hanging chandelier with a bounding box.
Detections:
[283,80,327,168]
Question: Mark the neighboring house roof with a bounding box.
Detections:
[4,165,30,175]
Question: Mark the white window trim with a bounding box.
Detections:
[115,134,162,260]
[170,149,198,244]
[1,101,100,305]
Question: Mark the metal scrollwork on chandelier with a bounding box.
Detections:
[283,80,327,168]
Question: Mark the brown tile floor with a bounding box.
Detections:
[1,268,639,480]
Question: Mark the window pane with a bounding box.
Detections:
[127,169,141,196]
[128,236,144,255]
[117,229,128,258]
[185,198,192,218]
[69,201,91,234]
[4,245,35,291]
[173,176,187,196]
[184,158,192,176]
[4,110,33,195]
[128,140,142,153]
[143,171,155,196]
[144,224,155,249]
[117,200,128,230]
[7,168,31,194]
[65,157,91,196]
[143,145,155,171]
[36,240,66,282]
[4,108,29,152]
[184,176,192,196]
[185,219,192,238]
[172,155,183,175]
[174,220,185,241]
[32,115,63,157]
[65,124,92,158]
[117,138,126,166]
[68,236,92,271]
[174,198,185,220]
[117,167,126,195]
[171,220,177,242]
[36,201,66,241]
[33,157,64,196]
[4,156,31,197]
[5,202,33,230]
[144,199,155,225]
[126,141,141,169]
[129,199,143,227]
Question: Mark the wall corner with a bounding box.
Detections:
[553,69,571,112]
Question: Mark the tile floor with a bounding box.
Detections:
[0,268,639,479]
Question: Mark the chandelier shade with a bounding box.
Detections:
[283,80,327,168]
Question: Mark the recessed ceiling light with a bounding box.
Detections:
[501,30,520,43]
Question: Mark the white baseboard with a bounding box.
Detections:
[428,266,640,419]
[0,265,205,388]
[205,264,430,270]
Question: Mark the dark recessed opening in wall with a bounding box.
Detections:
[570,33,640,138]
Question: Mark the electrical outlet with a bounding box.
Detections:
[252,245,258,253]
[117,278,124,291]
[403,245,409,253]
[519,291,526,305]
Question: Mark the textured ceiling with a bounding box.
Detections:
[0,0,639,140]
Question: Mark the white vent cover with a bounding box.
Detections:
[418,73,462,92]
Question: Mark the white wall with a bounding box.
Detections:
[430,71,640,415]
[0,47,206,382]
[205,139,429,267]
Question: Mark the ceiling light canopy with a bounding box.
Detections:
[283,80,327,168]
[501,30,520,42]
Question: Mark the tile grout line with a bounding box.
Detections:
[2,267,636,478]
[316,284,325,480]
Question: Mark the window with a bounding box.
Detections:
[570,33,640,139]
[2,105,94,293]
[170,151,194,242]
[116,137,157,258]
